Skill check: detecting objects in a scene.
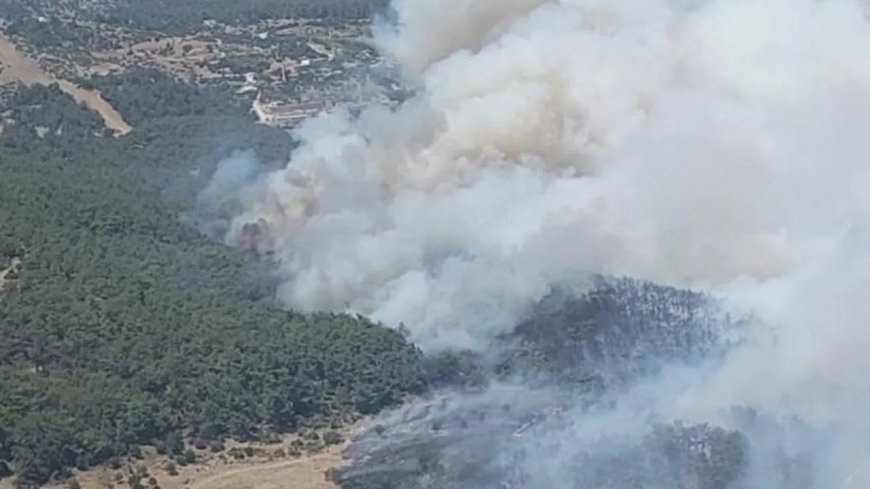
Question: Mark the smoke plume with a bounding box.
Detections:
[195,150,261,236]
[226,0,870,486]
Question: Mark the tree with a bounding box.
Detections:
[0,79,426,488]
[164,433,183,457]
[181,449,196,465]
[323,431,343,446]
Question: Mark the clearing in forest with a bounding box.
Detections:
[0,33,132,135]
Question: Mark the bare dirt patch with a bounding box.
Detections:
[0,33,132,135]
[187,447,342,489]
[20,448,343,489]
[3,430,352,489]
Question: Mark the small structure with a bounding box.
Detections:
[251,92,326,127]
[236,72,258,94]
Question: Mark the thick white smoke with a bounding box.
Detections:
[230,0,870,485]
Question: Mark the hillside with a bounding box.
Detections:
[0,82,425,488]
[0,31,131,134]
[330,282,809,489]
[0,0,403,130]
[0,3,424,485]
[1,1,855,489]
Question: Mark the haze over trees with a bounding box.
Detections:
[0,2,802,488]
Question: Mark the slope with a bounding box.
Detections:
[0,32,131,134]
[0,85,424,488]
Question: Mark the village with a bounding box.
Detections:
[3,10,407,130]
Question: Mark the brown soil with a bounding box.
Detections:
[31,449,342,489]
[0,429,352,489]
[0,33,132,135]
[187,448,342,489]
[0,445,344,489]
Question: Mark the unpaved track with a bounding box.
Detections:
[189,449,342,489]
[16,443,346,489]
[0,33,132,135]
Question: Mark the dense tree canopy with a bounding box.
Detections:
[0,86,424,487]
[106,0,391,32]
[80,69,249,126]
[0,0,391,43]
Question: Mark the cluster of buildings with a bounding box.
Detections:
[251,92,327,126]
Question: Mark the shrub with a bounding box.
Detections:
[323,431,343,446]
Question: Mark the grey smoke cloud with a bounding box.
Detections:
[227,0,870,485]
[194,149,261,237]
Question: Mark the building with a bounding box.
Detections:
[251,92,326,127]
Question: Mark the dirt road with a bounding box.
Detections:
[188,449,342,489]
[16,442,346,489]
[0,33,132,135]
